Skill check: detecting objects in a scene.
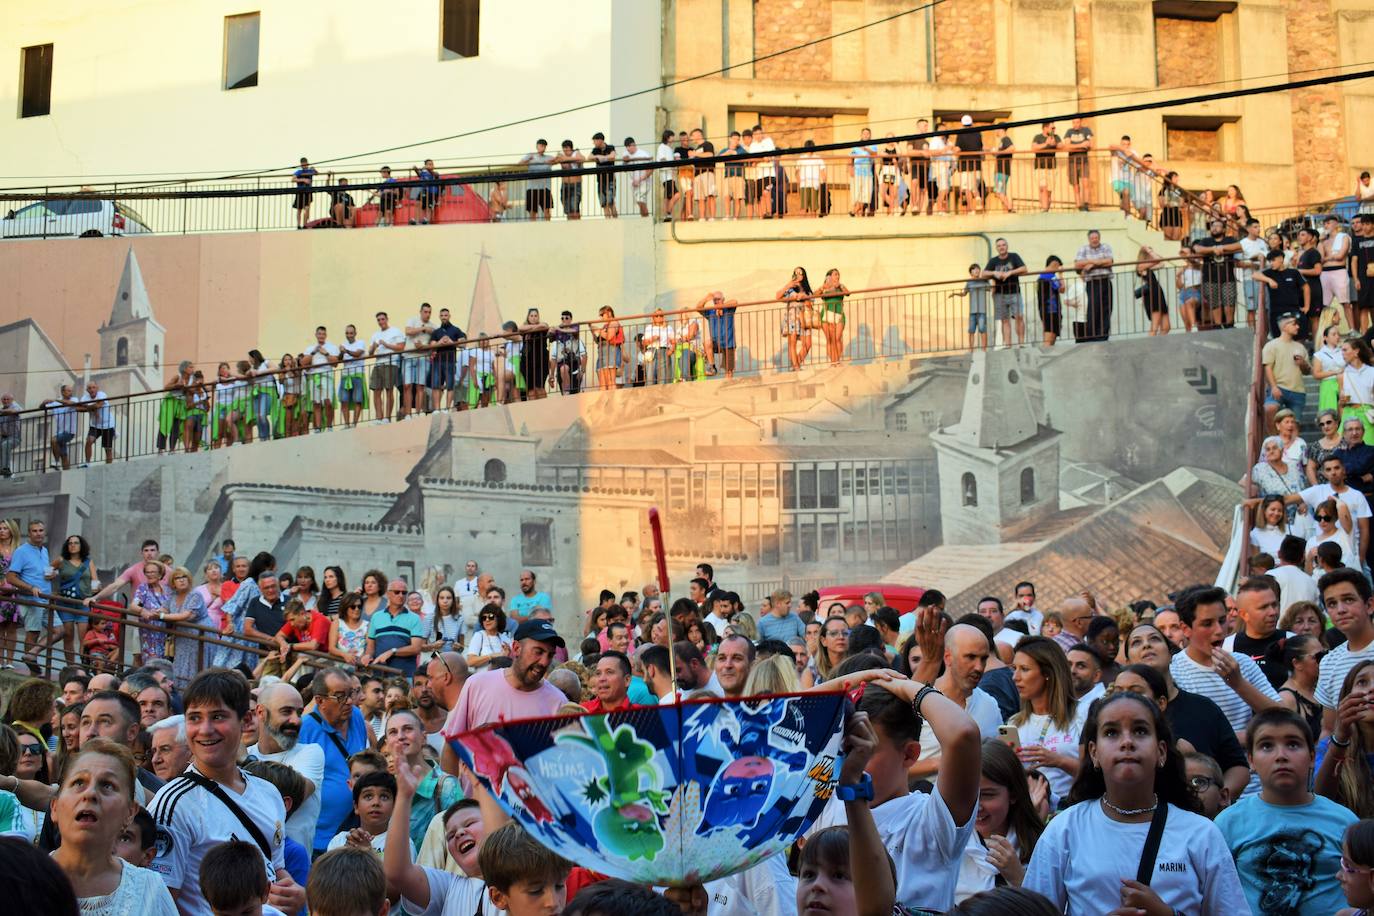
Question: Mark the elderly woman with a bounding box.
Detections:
[129,561,170,666]
[161,566,208,688]
[1247,435,1306,523]
[1272,408,1307,470]
[48,739,177,915]
[1307,409,1344,485]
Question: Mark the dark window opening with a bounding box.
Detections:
[442,0,480,59]
[20,44,53,118]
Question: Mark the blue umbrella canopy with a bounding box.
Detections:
[450,691,848,886]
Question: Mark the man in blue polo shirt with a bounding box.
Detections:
[697,290,739,379]
[299,667,370,854]
[366,580,425,678]
[5,519,55,658]
[507,570,552,630]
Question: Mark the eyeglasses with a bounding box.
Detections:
[323,691,352,704]
[825,628,850,639]
[1343,855,1373,874]
[1188,774,1218,792]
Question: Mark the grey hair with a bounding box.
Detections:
[149,714,186,745]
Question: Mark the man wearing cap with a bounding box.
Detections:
[440,618,566,774]
[365,579,425,679]
[952,114,984,214]
[1261,310,1311,430]
[1321,214,1355,334]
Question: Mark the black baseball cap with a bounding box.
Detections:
[1277,311,1301,325]
[513,619,565,648]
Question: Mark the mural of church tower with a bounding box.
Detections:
[931,347,1061,545]
[94,247,163,398]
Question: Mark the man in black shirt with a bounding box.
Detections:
[689,128,717,221]
[953,114,984,214]
[1190,219,1242,329]
[1063,117,1093,210]
[325,174,355,228]
[1031,121,1060,212]
[243,572,286,647]
[589,132,618,219]
[981,237,1028,346]
[1259,249,1310,340]
[1354,214,1374,331]
[1295,226,1325,340]
[429,308,464,412]
[1224,577,1289,689]
[991,127,1015,213]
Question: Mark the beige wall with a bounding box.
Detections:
[0,0,660,182]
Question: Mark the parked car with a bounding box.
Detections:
[1,198,152,239]
[813,584,925,614]
[1272,195,1360,242]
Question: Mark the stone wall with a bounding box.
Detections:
[761,114,836,146]
[934,0,996,84]
[754,0,833,80]
[1285,0,1349,201]
[1167,127,1221,162]
[1153,16,1220,88]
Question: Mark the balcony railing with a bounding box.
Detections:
[0,149,1214,238]
[0,257,1254,477]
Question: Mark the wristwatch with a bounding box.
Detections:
[836,773,874,802]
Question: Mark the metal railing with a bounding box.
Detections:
[4,592,402,682]
[0,150,1212,237]
[0,258,1259,476]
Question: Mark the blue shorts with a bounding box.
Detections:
[1265,387,1307,412]
[994,173,1010,193]
[56,606,83,625]
[968,312,987,334]
[402,359,429,386]
[54,431,75,446]
[1180,287,1202,307]
[338,375,367,404]
[430,358,457,390]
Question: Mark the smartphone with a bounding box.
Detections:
[997,725,1020,748]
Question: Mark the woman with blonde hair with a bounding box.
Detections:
[0,518,18,668]
[725,610,757,642]
[803,616,850,688]
[1009,636,1084,804]
[818,268,850,365]
[743,653,799,696]
[1278,600,1327,637]
[160,566,208,688]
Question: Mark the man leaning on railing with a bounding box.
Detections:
[0,392,22,478]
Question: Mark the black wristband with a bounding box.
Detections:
[912,684,943,719]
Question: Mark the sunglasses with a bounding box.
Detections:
[18,744,42,756]
[1316,514,1334,523]
[388,588,406,594]
[480,613,497,620]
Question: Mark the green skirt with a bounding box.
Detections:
[465,371,494,407]
[1319,377,1341,414]
[212,398,250,440]
[158,395,186,436]
[511,354,526,392]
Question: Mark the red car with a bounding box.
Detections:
[814,584,926,614]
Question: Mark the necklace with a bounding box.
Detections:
[1100,794,1158,817]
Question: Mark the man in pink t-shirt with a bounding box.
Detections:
[440,618,566,775]
[86,538,168,606]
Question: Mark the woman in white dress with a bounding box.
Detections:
[464,604,513,672]
[1306,497,1355,571]
[48,739,177,916]
[1341,336,1374,445]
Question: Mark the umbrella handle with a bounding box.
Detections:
[648,507,678,702]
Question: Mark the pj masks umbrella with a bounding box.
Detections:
[449,691,848,886]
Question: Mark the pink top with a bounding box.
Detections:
[195,584,226,630]
[442,669,566,737]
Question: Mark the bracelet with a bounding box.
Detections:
[1330,732,1353,749]
[912,684,943,719]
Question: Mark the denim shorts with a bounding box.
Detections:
[1265,386,1307,412]
[968,312,988,334]
[338,375,367,404]
[401,358,429,386]
[430,359,457,390]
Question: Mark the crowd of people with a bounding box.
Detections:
[6,520,1374,914]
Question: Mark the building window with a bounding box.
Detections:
[441,0,480,59]
[20,44,53,118]
[961,472,978,507]
[1163,115,1234,162]
[116,338,129,367]
[893,411,908,431]
[1020,467,1036,504]
[819,469,839,509]
[152,344,160,371]
[520,519,553,567]
[483,458,506,483]
[223,13,260,90]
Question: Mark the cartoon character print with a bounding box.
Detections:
[1236,829,1326,915]
[457,730,553,822]
[556,715,670,862]
[696,700,810,836]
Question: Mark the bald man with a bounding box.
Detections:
[247,682,325,849]
[1052,597,1095,652]
[910,623,1004,779]
[548,667,583,704]
[423,651,469,753]
[88,672,120,693]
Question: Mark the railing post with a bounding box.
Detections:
[182,180,189,235]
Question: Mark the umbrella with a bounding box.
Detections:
[449,690,848,886]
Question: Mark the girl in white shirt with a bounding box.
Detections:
[1314,325,1347,415]
[1342,337,1374,445]
[956,738,1046,902]
[1023,691,1246,915]
[1010,637,1086,804]
[1249,495,1294,557]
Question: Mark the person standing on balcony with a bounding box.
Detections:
[990,127,1015,213]
[1353,214,1374,333]
[819,268,851,365]
[1073,229,1115,341]
[518,139,555,221]
[43,384,78,470]
[303,325,340,432]
[1159,171,1185,241]
[848,128,877,218]
[982,237,1028,347]
[556,140,584,220]
[622,137,652,218]
[878,133,901,215]
[589,132,619,219]
[409,159,440,225]
[337,324,368,427]
[1295,227,1326,341]
[429,307,463,412]
[1191,218,1243,329]
[655,129,676,221]
[0,394,21,479]
[953,115,984,214]
[401,304,435,420]
[1108,135,1139,215]
[797,140,826,218]
[1321,213,1355,335]
[688,128,715,222]
[292,157,317,229]
[721,131,747,220]
[1031,121,1060,212]
[245,349,277,443]
[363,166,401,227]
[751,124,778,219]
[1063,117,1094,211]
[367,312,406,423]
[156,360,191,456]
[699,289,739,379]
[78,381,115,465]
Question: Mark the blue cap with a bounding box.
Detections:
[513,618,565,648]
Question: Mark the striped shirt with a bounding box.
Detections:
[1170,650,1281,731]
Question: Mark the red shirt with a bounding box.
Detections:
[580,695,632,714]
[277,610,331,647]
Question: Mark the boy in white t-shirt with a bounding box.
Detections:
[808,610,980,913]
[328,771,414,859]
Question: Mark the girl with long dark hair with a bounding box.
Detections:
[1315,659,1374,818]
[957,738,1046,899]
[778,266,815,370]
[318,565,347,617]
[1024,691,1246,913]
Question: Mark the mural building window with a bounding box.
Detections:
[223,13,260,90]
[20,44,53,118]
[483,458,506,483]
[116,338,129,367]
[819,469,839,509]
[1020,467,1036,505]
[962,472,978,507]
[521,519,553,567]
[441,0,480,59]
